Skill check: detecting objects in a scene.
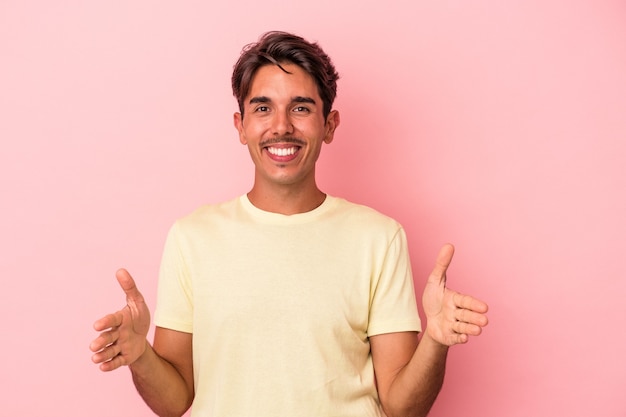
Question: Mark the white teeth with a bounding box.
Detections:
[267,147,297,156]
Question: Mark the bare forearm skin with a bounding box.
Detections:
[129,341,194,417]
[382,332,449,417]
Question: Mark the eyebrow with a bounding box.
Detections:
[249,96,271,104]
[248,96,317,105]
[292,96,316,105]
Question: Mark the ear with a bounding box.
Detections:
[233,112,246,145]
[323,110,340,144]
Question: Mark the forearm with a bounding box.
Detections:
[129,341,194,417]
[383,332,449,417]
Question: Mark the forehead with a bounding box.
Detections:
[246,63,320,101]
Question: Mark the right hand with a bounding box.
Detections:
[90,269,151,371]
[422,244,489,347]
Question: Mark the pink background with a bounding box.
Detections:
[1,1,625,416]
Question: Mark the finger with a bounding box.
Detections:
[116,268,144,302]
[453,293,489,314]
[456,308,489,327]
[445,331,468,345]
[454,320,484,337]
[92,311,123,332]
[429,243,455,286]
[91,341,121,364]
[97,351,127,372]
[89,328,120,352]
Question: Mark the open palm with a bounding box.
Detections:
[422,244,489,346]
[90,269,151,371]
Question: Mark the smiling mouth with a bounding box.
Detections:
[266,146,299,157]
[262,137,305,160]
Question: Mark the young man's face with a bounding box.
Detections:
[234,62,339,191]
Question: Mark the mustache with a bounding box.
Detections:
[260,136,306,147]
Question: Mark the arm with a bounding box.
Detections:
[90,269,194,417]
[371,332,447,417]
[129,327,194,417]
[371,244,489,417]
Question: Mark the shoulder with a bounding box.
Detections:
[328,196,403,231]
[177,196,241,225]
[166,196,245,242]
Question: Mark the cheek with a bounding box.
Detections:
[238,122,260,145]
[243,120,269,138]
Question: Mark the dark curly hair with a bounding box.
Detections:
[231,31,339,119]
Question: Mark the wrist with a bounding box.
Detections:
[421,328,451,352]
[128,340,152,371]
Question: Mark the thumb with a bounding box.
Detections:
[115,268,143,302]
[429,243,455,286]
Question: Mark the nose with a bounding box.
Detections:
[271,109,294,136]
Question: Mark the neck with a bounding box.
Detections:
[246,184,326,215]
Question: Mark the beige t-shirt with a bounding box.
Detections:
[154,195,421,417]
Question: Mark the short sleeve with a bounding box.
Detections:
[367,227,421,336]
[153,222,194,333]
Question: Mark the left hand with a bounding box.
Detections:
[422,244,489,346]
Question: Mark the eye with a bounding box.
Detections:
[254,106,270,113]
[293,106,310,113]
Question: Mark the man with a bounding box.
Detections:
[90,31,488,417]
